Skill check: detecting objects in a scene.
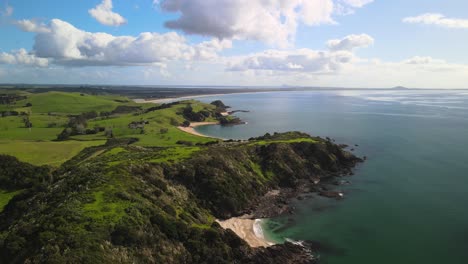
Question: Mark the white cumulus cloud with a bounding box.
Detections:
[0,49,49,67]
[14,19,51,33]
[227,49,355,74]
[327,34,374,51]
[28,19,230,66]
[403,13,468,29]
[227,34,373,74]
[89,0,127,26]
[157,0,372,47]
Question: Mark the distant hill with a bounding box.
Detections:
[390,86,410,90]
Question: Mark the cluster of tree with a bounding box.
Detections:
[128,120,149,129]
[0,155,50,191]
[181,120,191,127]
[0,94,27,105]
[111,105,142,114]
[176,140,194,146]
[22,116,32,128]
[182,105,212,122]
[144,102,180,114]
[210,100,229,111]
[1,111,19,117]
[248,131,311,141]
[56,111,105,141]
[219,116,243,126]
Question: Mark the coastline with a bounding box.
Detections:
[217,217,275,248]
[177,122,220,138]
[134,91,273,104]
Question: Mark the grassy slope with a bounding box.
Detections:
[16,92,124,114]
[0,140,106,166]
[0,190,22,212]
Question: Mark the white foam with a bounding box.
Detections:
[285,238,316,259]
[253,219,265,239]
[285,238,306,247]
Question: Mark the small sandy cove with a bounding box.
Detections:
[217,216,273,248]
[177,122,219,138]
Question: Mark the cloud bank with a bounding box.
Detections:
[157,0,373,46]
[403,13,468,29]
[327,34,374,51]
[228,34,373,74]
[27,19,230,66]
[0,49,49,67]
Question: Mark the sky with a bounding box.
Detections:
[0,0,468,88]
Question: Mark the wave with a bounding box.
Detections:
[285,238,318,260]
[285,238,306,247]
[253,219,265,239]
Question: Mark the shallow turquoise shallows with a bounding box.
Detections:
[195,90,468,264]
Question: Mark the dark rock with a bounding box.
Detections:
[249,242,318,264]
[319,191,344,199]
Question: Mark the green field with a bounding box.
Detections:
[0,90,219,166]
[0,140,106,166]
[15,92,127,114]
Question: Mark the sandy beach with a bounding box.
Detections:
[134,91,273,104]
[217,216,274,248]
[134,94,229,104]
[177,122,220,138]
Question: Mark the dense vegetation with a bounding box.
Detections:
[0,90,361,263]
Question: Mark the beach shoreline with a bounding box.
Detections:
[216,216,275,248]
[177,122,220,138]
[133,91,273,104]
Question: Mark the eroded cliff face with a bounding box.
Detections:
[0,133,361,264]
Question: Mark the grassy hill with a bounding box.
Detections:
[15,92,127,114]
[0,90,218,166]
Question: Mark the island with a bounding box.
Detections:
[0,89,363,263]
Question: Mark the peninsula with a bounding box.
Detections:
[0,89,362,263]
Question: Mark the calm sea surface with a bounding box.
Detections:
[195,90,468,264]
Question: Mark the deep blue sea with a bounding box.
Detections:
[195,90,468,264]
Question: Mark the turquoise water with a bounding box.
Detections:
[196,90,468,264]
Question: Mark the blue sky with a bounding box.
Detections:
[1,0,468,88]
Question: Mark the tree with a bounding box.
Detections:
[210,100,227,109]
[105,128,114,138]
[57,128,72,141]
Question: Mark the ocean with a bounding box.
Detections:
[195,90,468,264]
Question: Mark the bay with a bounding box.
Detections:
[196,90,468,264]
